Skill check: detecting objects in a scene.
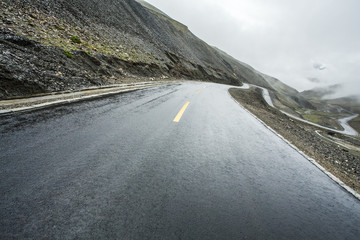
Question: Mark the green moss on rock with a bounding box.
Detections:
[64,50,74,59]
[70,35,81,43]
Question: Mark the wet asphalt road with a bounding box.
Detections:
[1,82,360,239]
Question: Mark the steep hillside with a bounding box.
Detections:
[212,47,272,88]
[260,73,298,96]
[258,73,315,113]
[135,0,170,18]
[0,0,272,99]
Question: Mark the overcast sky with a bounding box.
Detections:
[145,0,360,98]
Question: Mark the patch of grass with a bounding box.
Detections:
[301,111,345,130]
[64,50,74,59]
[302,114,321,124]
[70,35,81,44]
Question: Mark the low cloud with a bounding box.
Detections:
[328,84,343,91]
[320,84,343,98]
[307,77,321,83]
[313,63,327,71]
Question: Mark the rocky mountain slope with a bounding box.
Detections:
[0,0,274,99]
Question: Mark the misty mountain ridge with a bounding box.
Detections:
[300,84,344,100]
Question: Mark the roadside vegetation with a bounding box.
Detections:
[64,50,73,59]
[299,109,347,131]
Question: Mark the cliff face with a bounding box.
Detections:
[0,0,271,98]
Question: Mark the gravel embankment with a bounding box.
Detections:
[229,87,360,194]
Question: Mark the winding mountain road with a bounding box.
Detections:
[1,82,360,239]
[256,85,359,136]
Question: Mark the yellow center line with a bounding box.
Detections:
[196,90,201,94]
[173,102,190,122]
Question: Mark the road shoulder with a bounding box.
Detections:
[0,81,174,115]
